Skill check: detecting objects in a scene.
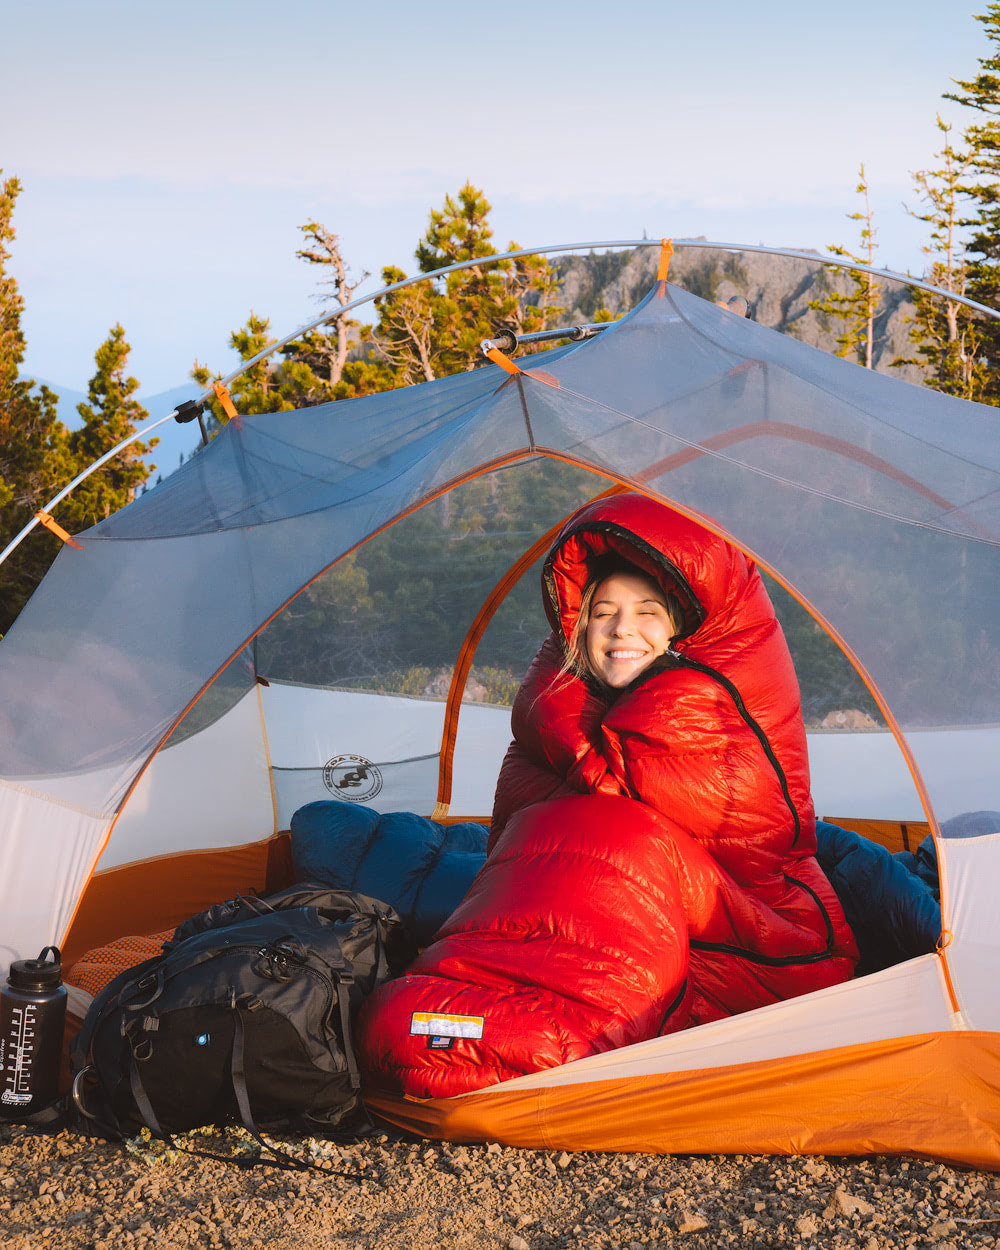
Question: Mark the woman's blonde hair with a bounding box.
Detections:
[558,558,683,688]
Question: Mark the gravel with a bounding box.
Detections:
[2,1119,1000,1248]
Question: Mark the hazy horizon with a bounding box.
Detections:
[3,0,991,394]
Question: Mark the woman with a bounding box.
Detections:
[356,493,856,1099]
[492,491,857,1024]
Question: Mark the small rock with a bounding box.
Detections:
[833,1188,875,1217]
[677,1210,709,1233]
[796,1214,820,1238]
[508,1237,530,1250]
[556,1151,572,1169]
[928,1220,958,1237]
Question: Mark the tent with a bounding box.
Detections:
[2,244,999,1166]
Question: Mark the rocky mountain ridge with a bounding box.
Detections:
[547,243,927,384]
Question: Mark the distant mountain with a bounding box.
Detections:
[546,244,926,384]
[31,379,204,480]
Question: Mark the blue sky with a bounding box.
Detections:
[1,0,992,396]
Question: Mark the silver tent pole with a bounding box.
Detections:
[0,411,181,571]
[2,238,998,574]
[212,239,1000,390]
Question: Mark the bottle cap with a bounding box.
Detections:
[6,946,62,991]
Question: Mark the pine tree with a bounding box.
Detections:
[197,186,561,410]
[892,118,989,399]
[192,223,377,422]
[0,172,73,633]
[809,164,882,367]
[1,179,155,632]
[944,3,1000,402]
[64,324,154,525]
[373,183,559,382]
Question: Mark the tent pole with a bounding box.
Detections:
[0,411,182,570]
[3,239,999,575]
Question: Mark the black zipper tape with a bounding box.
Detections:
[665,648,802,848]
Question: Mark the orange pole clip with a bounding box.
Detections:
[657,237,674,282]
[35,510,83,550]
[484,347,522,376]
[213,382,242,426]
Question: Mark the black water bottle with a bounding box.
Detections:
[0,946,68,1119]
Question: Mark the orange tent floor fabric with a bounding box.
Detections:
[60,833,294,969]
[364,1030,1000,1170]
[820,817,931,857]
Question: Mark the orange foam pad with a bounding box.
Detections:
[64,929,174,999]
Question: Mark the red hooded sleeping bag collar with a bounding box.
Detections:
[356,494,857,1100]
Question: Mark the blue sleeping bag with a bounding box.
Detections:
[815,821,940,976]
[289,801,488,946]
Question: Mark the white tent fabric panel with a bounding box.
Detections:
[255,685,934,823]
[0,785,111,976]
[467,953,954,1094]
[939,831,1000,1031]
[905,728,1000,826]
[262,684,449,825]
[450,702,517,816]
[98,687,276,870]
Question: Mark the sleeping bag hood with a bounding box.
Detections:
[542,491,770,668]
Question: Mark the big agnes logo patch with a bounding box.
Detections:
[321,754,383,802]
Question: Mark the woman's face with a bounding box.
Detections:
[584,571,675,688]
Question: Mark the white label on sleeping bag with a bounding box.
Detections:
[409,1011,484,1039]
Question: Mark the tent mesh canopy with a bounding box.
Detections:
[1,278,998,830]
[245,462,876,716]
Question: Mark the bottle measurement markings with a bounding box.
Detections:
[1,1004,37,1105]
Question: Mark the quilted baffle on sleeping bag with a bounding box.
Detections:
[355,793,700,1100]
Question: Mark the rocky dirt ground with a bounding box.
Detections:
[2,1119,999,1249]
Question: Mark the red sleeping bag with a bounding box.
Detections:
[354,794,692,1098]
[357,494,857,1099]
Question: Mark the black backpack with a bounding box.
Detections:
[70,884,414,1154]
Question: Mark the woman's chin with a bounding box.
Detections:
[599,661,650,688]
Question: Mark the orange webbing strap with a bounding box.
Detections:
[936,929,961,1016]
[484,347,522,376]
[434,482,628,815]
[657,237,674,281]
[213,381,242,426]
[35,510,83,550]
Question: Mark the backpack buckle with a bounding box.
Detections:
[254,941,301,982]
